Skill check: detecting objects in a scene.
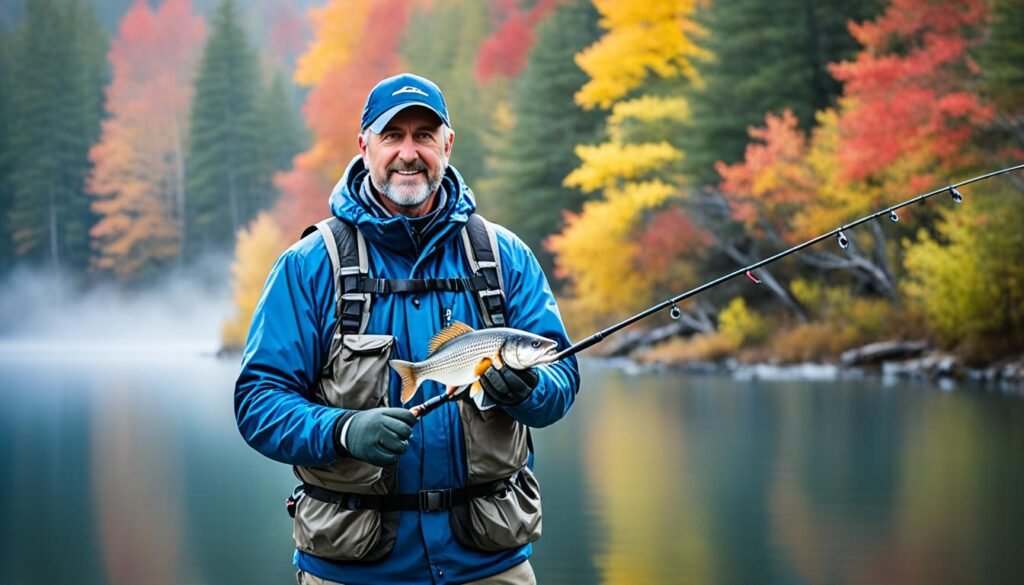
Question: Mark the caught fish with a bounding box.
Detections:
[389,321,558,404]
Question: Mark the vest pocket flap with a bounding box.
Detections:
[449,467,542,552]
[320,334,394,409]
[341,334,394,356]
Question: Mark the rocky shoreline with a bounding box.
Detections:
[595,331,1024,393]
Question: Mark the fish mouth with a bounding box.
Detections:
[538,345,559,364]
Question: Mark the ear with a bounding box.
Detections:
[443,127,455,158]
[358,131,370,160]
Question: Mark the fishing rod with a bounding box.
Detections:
[411,162,1023,418]
[551,163,1024,362]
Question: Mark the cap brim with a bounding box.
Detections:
[367,103,447,134]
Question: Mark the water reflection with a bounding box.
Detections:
[1,354,1022,585]
[583,374,714,584]
[91,381,182,585]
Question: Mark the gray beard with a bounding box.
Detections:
[372,165,445,210]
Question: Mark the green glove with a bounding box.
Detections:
[338,407,416,466]
[479,365,540,406]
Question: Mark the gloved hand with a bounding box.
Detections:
[338,407,416,466]
[479,365,540,406]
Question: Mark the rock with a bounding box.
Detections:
[840,340,929,367]
[733,362,839,381]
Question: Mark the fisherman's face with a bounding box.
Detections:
[359,107,454,216]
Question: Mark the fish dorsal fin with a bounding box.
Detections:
[427,321,475,355]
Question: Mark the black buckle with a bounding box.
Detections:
[340,494,363,510]
[419,489,452,512]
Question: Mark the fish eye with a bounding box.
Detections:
[531,340,542,348]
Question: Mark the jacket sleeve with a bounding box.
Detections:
[233,241,343,467]
[495,229,580,428]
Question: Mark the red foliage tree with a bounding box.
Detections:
[476,0,558,81]
[829,0,993,190]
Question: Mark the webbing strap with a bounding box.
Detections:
[300,476,513,512]
[354,275,489,294]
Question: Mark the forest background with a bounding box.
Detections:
[0,0,1021,366]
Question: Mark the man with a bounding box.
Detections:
[234,73,580,585]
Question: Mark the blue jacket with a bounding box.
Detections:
[234,157,580,585]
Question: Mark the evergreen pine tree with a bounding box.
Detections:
[981,0,1024,119]
[6,0,107,272]
[481,0,604,274]
[683,0,880,184]
[252,71,308,199]
[186,0,263,256]
[0,30,13,270]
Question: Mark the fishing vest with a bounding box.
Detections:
[288,214,542,563]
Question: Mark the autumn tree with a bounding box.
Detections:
[480,0,604,276]
[548,0,706,326]
[273,0,415,238]
[186,0,266,255]
[88,0,205,281]
[5,0,107,272]
[221,211,287,351]
[829,0,992,193]
[475,0,557,82]
[903,186,1024,358]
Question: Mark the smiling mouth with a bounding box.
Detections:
[392,169,423,177]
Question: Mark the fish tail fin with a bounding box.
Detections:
[390,360,420,404]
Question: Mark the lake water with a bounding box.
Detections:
[1,345,1022,585]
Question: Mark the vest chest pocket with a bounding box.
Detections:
[318,333,394,410]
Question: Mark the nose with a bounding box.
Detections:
[397,135,418,163]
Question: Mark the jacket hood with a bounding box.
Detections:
[329,156,476,257]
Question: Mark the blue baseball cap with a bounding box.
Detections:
[361,73,451,134]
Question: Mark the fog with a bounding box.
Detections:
[0,255,235,356]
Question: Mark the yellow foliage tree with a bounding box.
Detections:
[902,190,1024,357]
[575,0,707,109]
[293,0,372,86]
[221,212,287,351]
[550,1,704,325]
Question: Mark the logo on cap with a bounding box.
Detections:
[392,86,429,97]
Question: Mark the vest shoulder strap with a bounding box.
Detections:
[304,217,371,335]
[461,214,507,327]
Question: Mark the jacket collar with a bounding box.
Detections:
[329,156,476,259]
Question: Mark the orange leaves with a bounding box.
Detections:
[717,110,818,243]
[275,0,416,233]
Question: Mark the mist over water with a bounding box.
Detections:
[0,254,234,355]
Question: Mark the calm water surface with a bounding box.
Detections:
[1,346,1022,585]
